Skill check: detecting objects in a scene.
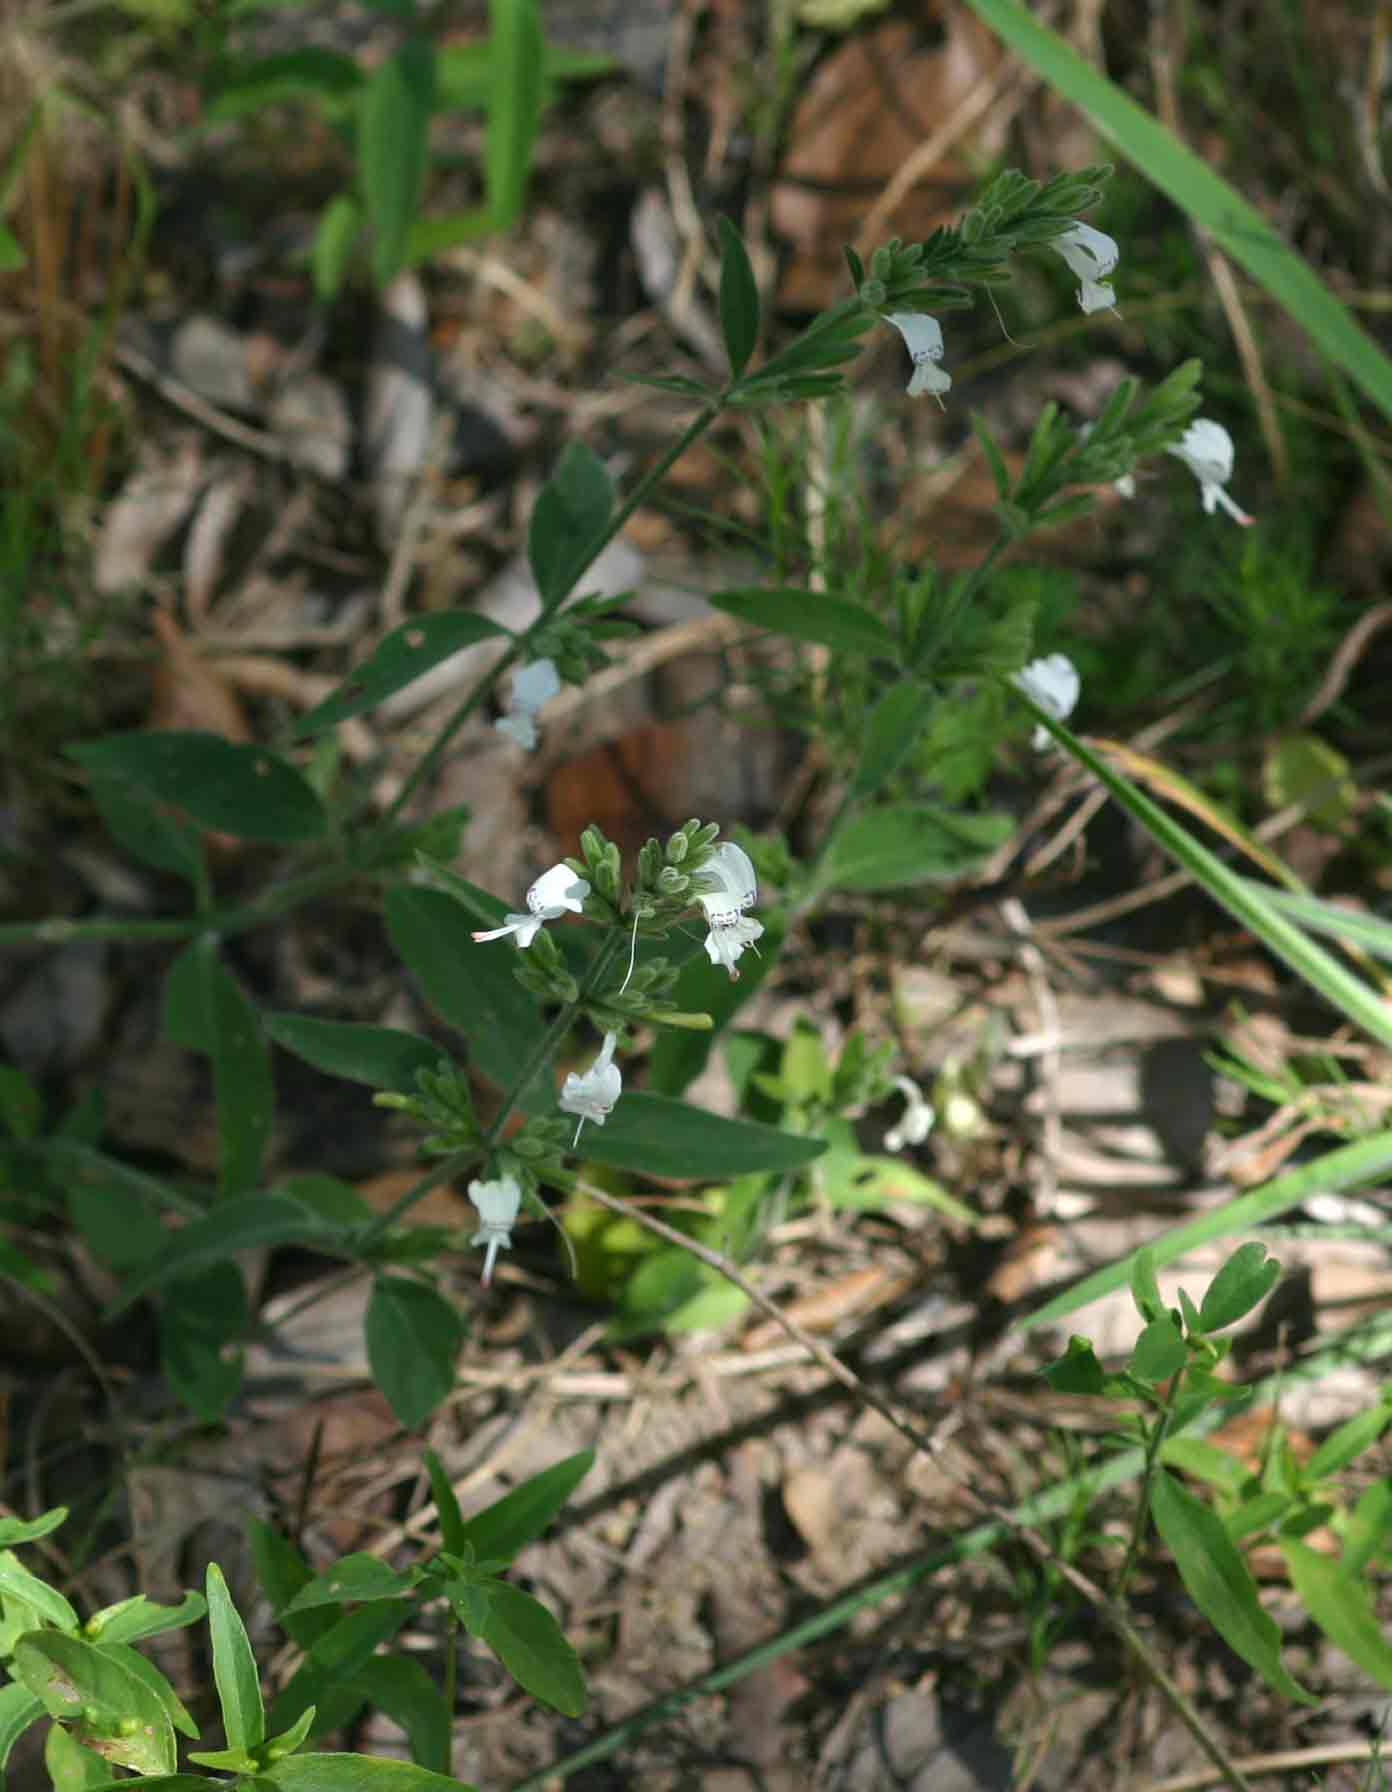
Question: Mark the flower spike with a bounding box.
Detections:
[472,863,590,947]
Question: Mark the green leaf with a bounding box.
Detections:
[266,1754,480,1792]
[1042,1337,1109,1396]
[246,1523,339,1653]
[345,1657,450,1774]
[68,1175,165,1270]
[527,441,616,611]
[86,772,204,883]
[68,733,326,843]
[962,0,1392,421]
[85,1592,206,1648]
[45,1716,107,1792]
[816,804,1012,891]
[195,940,274,1201]
[107,1196,335,1314]
[455,1450,593,1562]
[161,1263,247,1421]
[708,587,896,658]
[268,1605,410,1736]
[1130,1315,1187,1383]
[1197,1242,1280,1334]
[1281,1538,1392,1690]
[365,1276,466,1428]
[716,215,760,378]
[1345,1478,1392,1579]
[205,1562,264,1753]
[1149,1469,1313,1703]
[646,910,785,1097]
[1304,1394,1392,1482]
[206,49,363,120]
[423,1448,467,1556]
[384,885,553,1103]
[851,680,932,799]
[283,1556,416,1614]
[473,1581,586,1716]
[0,221,25,273]
[294,614,509,736]
[1129,1247,1166,1324]
[359,38,435,287]
[578,1093,825,1178]
[104,1643,199,1740]
[12,1632,178,1774]
[0,1508,67,1548]
[312,193,364,303]
[485,0,545,230]
[265,1014,446,1091]
[0,1550,79,1630]
[0,1066,41,1140]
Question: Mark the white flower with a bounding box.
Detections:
[1051,222,1119,315]
[884,1075,935,1154]
[1013,653,1081,750]
[469,1174,522,1286]
[696,842,765,981]
[471,862,590,947]
[1165,419,1254,526]
[886,312,951,401]
[559,1031,622,1145]
[495,658,561,750]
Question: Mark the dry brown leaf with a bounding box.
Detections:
[148,608,252,741]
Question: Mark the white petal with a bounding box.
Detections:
[1166,419,1253,526]
[528,864,590,917]
[886,1075,935,1151]
[696,842,758,919]
[469,1175,522,1230]
[887,312,951,400]
[1013,654,1080,723]
[1075,277,1116,316]
[510,658,560,713]
[559,1032,623,1129]
[1052,222,1118,282]
[495,711,539,750]
[703,914,764,980]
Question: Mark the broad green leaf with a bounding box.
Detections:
[360,38,435,287]
[265,1014,445,1091]
[474,1581,585,1716]
[275,1174,375,1230]
[1027,1130,1392,1331]
[1304,1393,1392,1482]
[527,441,616,611]
[13,1632,178,1774]
[1149,1469,1312,1703]
[160,1263,247,1421]
[267,1754,480,1792]
[816,804,1012,891]
[384,885,552,1103]
[1197,1242,1280,1333]
[284,1556,416,1614]
[1345,1478,1392,1579]
[85,1591,206,1648]
[67,1174,164,1270]
[1041,1337,1109,1397]
[963,0,1392,420]
[107,1196,335,1314]
[455,1450,593,1562]
[312,193,363,303]
[708,588,895,658]
[345,1656,450,1773]
[206,1562,264,1753]
[86,772,204,883]
[1129,1247,1166,1324]
[485,0,545,229]
[612,1250,748,1338]
[365,1276,466,1428]
[68,733,326,843]
[817,1149,979,1225]
[423,1449,467,1556]
[246,1523,338,1652]
[103,1643,198,1739]
[850,680,932,799]
[294,613,509,736]
[1158,1439,1251,1496]
[45,1717,107,1792]
[0,1550,79,1630]
[1281,1538,1392,1690]
[1129,1315,1187,1383]
[268,1605,409,1735]
[206,49,363,120]
[0,1508,67,1548]
[716,215,760,378]
[578,1093,825,1178]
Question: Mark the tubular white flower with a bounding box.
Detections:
[1166,420,1254,526]
[469,1174,522,1286]
[495,657,561,750]
[886,312,951,401]
[884,1075,936,1154]
[560,1031,622,1145]
[471,862,590,947]
[1013,653,1081,750]
[1051,222,1119,315]
[696,842,764,981]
